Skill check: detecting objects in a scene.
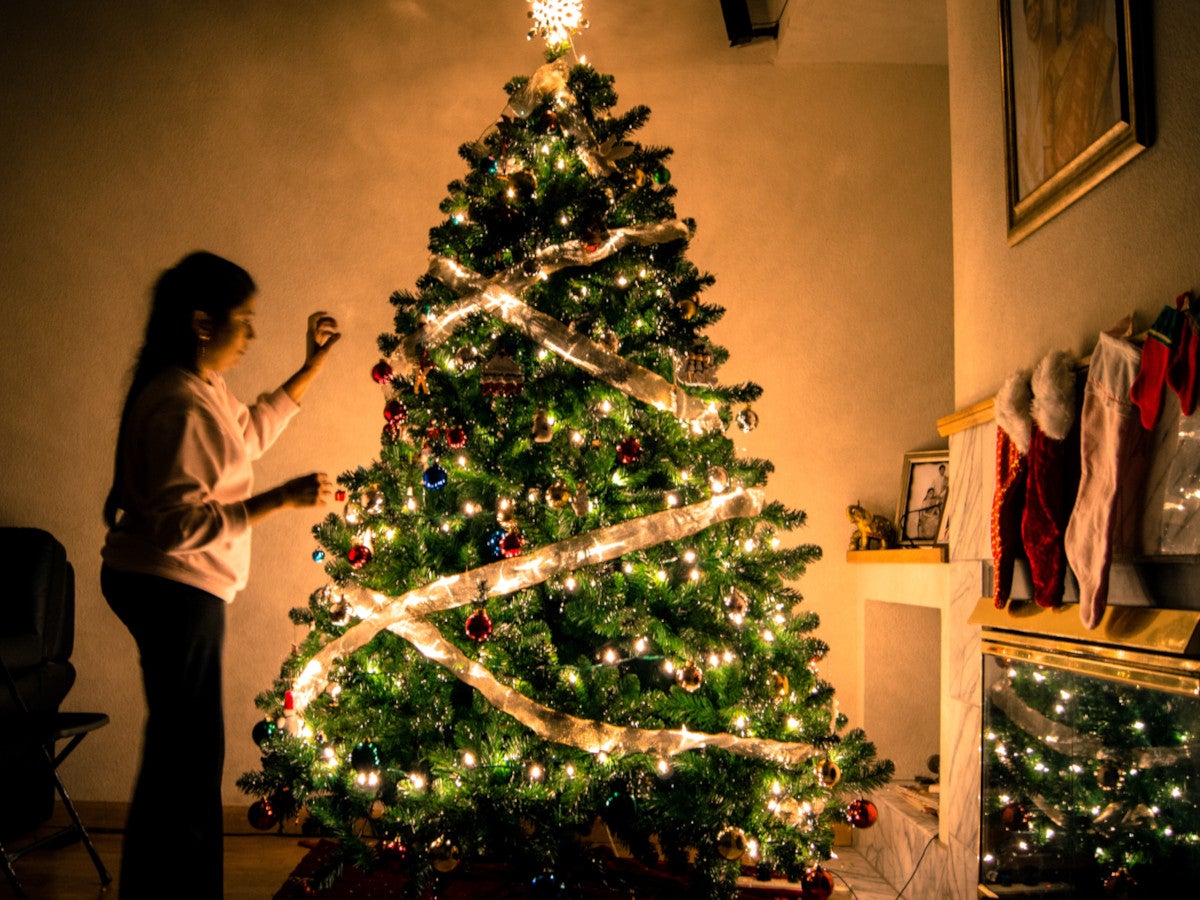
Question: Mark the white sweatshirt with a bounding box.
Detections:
[102,367,300,602]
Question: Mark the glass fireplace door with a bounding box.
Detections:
[980,635,1200,897]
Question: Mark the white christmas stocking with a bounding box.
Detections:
[1065,332,1149,629]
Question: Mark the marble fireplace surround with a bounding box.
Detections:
[847,385,1200,896]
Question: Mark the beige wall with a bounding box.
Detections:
[0,2,953,805]
[948,1,1200,407]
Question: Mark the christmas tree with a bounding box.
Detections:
[981,654,1200,895]
[240,4,892,896]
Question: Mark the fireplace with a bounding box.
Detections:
[974,602,1200,897]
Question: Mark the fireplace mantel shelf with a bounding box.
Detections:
[847,547,947,564]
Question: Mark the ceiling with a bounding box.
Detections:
[743,0,949,66]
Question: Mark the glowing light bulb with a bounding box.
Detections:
[528,764,544,781]
[410,773,426,790]
[463,751,476,768]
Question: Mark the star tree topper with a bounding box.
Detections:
[527,0,589,48]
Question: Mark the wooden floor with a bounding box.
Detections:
[2,804,311,900]
[3,804,897,899]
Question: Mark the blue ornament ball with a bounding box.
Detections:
[423,464,448,490]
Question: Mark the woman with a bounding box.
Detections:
[101,251,339,898]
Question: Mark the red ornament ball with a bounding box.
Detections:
[1102,868,1137,899]
[371,361,394,384]
[247,798,278,831]
[616,436,642,465]
[347,544,373,569]
[377,839,407,869]
[499,531,525,558]
[800,866,834,900]
[384,399,408,423]
[464,609,493,642]
[1000,800,1028,830]
[846,798,878,829]
[445,425,467,448]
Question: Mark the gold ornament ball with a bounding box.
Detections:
[546,480,572,509]
[677,662,704,693]
[532,408,554,443]
[707,465,729,494]
[775,796,802,826]
[736,406,759,433]
[771,671,789,698]
[716,826,748,861]
[429,836,462,873]
[677,298,699,320]
[816,757,842,788]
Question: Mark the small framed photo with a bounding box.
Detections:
[896,451,950,546]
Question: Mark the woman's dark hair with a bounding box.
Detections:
[103,251,256,528]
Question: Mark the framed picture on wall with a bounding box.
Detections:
[999,0,1152,245]
[896,451,950,546]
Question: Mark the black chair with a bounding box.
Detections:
[0,527,112,898]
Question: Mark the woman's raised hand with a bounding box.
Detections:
[281,472,334,508]
[305,311,341,369]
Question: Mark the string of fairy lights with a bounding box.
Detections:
[982,661,1199,880]
[260,2,865,883]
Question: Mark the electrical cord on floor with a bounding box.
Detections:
[828,867,861,899]
[892,834,938,899]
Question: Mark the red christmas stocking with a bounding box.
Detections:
[991,370,1032,609]
[1130,304,1182,429]
[1167,292,1199,416]
[1021,351,1078,608]
[1065,333,1150,629]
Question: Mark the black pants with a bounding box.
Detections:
[101,565,226,899]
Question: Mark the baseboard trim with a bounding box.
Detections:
[49,801,284,837]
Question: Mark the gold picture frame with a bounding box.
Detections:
[897,450,950,546]
[1000,0,1152,245]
